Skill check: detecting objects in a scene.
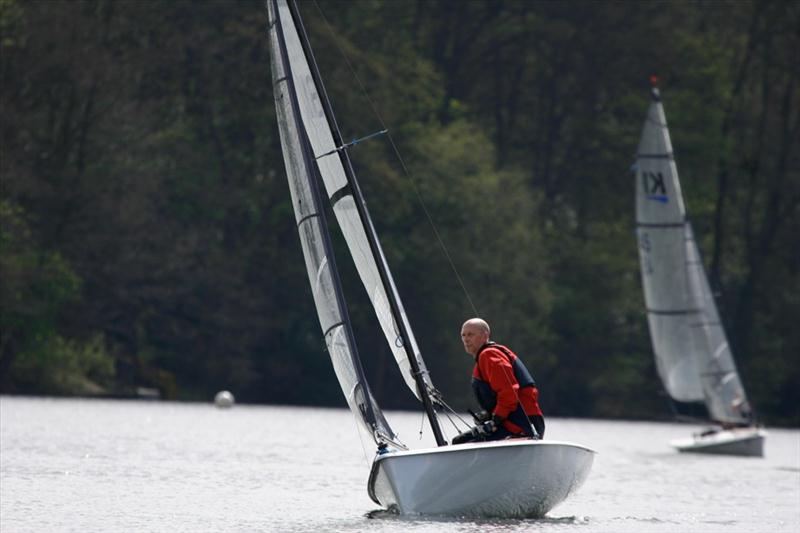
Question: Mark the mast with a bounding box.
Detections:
[287,0,446,446]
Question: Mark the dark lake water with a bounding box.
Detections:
[1,396,798,532]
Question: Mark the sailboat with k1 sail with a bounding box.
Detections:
[633,77,766,457]
[266,0,595,516]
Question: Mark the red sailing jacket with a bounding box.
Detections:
[473,344,543,435]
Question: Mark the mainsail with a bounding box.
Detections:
[634,84,753,425]
[268,0,434,406]
[267,0,395,443]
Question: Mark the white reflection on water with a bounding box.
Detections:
[1,396,798,533]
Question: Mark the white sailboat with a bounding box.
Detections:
[266,0,594,517]
[634,79,766,457]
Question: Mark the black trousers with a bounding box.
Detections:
[451,415,546,445]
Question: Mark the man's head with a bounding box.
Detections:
[461,318,490,357]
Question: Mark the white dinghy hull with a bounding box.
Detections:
[368,439,595,518]
[670,427,766,457]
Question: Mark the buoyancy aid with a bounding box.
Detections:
[471,342,538,437]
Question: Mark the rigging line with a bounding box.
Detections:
[315,129,388,160]
[441,406,469,433]
[351,410,372,466]
[427,385,471,433]
[311,0,479,317]
[442,404,470,425]
[432,391,472,428]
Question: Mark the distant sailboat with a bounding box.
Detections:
[634,78,766,457]
[267,0,595,516]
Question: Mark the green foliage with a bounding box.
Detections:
[0,199,97,393]
[0,0,797,427]
[9,333,115,395]
[0,201,79,312]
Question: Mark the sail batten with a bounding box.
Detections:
[635,86,753,425]
[637,153,674,159]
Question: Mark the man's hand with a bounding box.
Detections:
[482,420,497,433]
[475,413,503,433]
[481,415,503,433]
[491,413,504,428]
[472,410,492,423]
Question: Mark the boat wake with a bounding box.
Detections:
[366,509,589,526]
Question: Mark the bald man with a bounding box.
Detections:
[458,318,545,441]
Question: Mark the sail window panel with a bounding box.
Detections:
[326,325,361,407]
[296,221,341,332]
[647,313,705,402]
[274,100,317,223]
[326,326,396,440]
[325,326,380,437]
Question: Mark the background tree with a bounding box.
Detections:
[1,0,797,425]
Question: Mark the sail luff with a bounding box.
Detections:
[267,0,397,445]
[285,0,446,445]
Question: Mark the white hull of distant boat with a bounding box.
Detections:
[368,439,595,518]
[670,427,766,457]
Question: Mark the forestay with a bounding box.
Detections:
[267,0,396,443]
[634,86,752,424]
[269,0,434,404]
